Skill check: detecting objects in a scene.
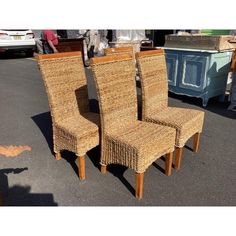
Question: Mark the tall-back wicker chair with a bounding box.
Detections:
[90,53,176,200]
[105,46,139,81]
[136,50,205,171]
[37,51,100,180]
[104,46,133,57]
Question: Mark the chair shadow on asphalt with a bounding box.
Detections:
[139,87,236,120]
[30,142,137,198]
[31,97,167,198]
[152,156,170,174]
[87,147,170,197]
[168,92,236,119]
[31,112,89,179]
[87,146,136,197]
[60,150,80,179]
[31,112,54,155]
[0,168,58,206]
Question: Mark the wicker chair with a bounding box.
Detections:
[104,47,133,57]
[90,53,176,200]
[136,50,205,170]
[37,51,100,180]
[105,46,139,81]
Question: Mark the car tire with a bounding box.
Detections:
[25,50,34,57]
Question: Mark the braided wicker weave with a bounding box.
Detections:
[104,46,139,80]
[90,53,176,199]
[37,51,100,180]
[109,41,141,57]
[136,49,205,170]
[104,47,133,58]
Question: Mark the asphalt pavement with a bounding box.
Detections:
[0,52,236,206]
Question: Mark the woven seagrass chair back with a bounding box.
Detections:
[136,49,168,118]
[37,52,89,123]
[90,54,137,130]
[104,46,133,57]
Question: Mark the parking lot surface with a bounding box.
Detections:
[0,53,236,206]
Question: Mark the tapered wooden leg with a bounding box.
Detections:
[135,172,144,200]
[101,164,107,174]
[165,152,173,176]
[175,147,183,171]
[77,156,85,180]
[55,152,61,160]
[193,132,201,153]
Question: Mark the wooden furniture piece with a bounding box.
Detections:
[165,48,233,107]
[136,50,205,171]
[90,53,176,200]
[230,50,236,72]
[164,35,236,51]
[57,38,84,52]
[164,35,235,106]
[140,46,158,51]
[37,51,100,180]
[57,38,86,66]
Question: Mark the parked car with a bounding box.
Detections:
[0,29,36,56]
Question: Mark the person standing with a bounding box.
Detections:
[86,30,100,58]
[42,30,59,54]
[33,30,44,54]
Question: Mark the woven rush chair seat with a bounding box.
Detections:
[54,113,99,154]
[136,49,204,171]
[90,53,176,200]
[105,121,176,173]
[145,107,204,147]
[37,51,100,180]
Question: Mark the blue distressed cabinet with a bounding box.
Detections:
[165,48,233,107]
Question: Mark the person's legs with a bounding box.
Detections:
[43,43,54,54]
[35,38,44,54]
[88,45,94,58]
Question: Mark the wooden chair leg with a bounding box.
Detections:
[175,147,183,171]
[135,172,144,200]
[101,164,107,174]
[77,155,85,180]
[193,132,201,153]
[55,152,61,161]
[165,152,173,176]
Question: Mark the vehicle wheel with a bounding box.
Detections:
[25,50,34,57]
